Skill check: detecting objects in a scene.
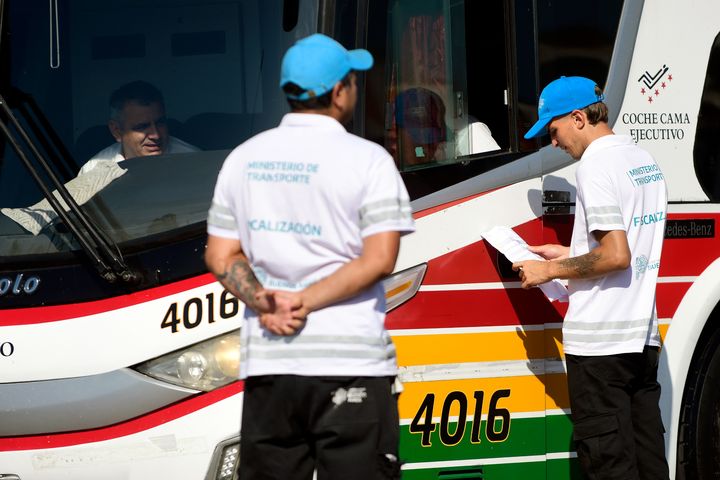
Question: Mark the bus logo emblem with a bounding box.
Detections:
[0,274,41,296]
[638,64,672,104]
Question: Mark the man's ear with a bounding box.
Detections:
[331,81,346,108]
[108,120,122,143]
[571,110,587,129]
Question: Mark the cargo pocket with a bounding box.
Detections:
[572,413,629,480]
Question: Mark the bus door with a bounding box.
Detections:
[365,0,551,477]
[360,0,620,477]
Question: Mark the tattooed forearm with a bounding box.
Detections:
[557,252,601,277]
[217,259,263,308]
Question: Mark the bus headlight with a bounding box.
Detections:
[133,330,240,391]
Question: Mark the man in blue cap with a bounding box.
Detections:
[205,33,414,479]
[513,76,669,480]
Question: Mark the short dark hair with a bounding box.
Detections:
[109,81,164,121]
[283,73,353,111]
[582,86,609,125]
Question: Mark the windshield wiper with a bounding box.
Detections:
[0,93,138,283]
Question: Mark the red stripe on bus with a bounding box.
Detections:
[1,274,217,326]
[657,281,692,319]
[422,219,544,285]
[386,281,689,330]
[0,381,243,451]
[386,288,565,330]
[661,215,720,277]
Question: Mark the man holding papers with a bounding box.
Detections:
[512,76,669,480]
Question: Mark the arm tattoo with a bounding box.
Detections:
[557,252,601,278]
[217,259,263,307]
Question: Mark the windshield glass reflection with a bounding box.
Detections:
[0,0,318,257]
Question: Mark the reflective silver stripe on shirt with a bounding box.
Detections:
[586,205,623,226]
[207,202,236,230]
[586,206,622,216]
[360,210,412,229]
[242,347,397,361]
[248,334,391,347]
[359,198,412,229]
[563,317,654,344]
[562,328,651,344]
[243,333,396,361]
[360,198,410,217]
[563,318,652,331]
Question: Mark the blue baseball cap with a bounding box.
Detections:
[280,33,374,100]
[524,76,605,139]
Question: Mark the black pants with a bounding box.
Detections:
[566,346,670,480]
[239,375,401,480]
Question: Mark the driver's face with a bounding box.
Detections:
[109,101,169,159]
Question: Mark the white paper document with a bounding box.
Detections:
[482,225,569,302]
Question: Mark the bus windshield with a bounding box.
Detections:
[0,0,318,257]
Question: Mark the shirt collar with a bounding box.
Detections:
[280,112,347,131]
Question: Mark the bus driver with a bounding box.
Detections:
[79,80,197,174]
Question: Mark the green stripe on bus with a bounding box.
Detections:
[400,414,575,463]
[547,413,574,453]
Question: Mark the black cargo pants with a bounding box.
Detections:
[566,346,670,480]
[239,374,401,480]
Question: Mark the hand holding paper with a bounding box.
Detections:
[481,226,569,302]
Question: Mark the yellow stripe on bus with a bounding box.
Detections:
[394,331,546,366]
[393,323,671,366]
[398,374,570,420]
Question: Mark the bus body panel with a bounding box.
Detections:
[659,253,720,475]
[1,276,240,382]
[617,0,717,201]
[0,385,242,479]
[2,0,720,478]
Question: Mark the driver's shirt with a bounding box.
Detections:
[79,136,198,174]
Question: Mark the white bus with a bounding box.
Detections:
[0,0,718,478]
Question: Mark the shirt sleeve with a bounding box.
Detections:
[359,150,415,238]
[207,160,241,239]
[577,162,625,233]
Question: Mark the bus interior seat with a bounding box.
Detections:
[73,125,115,170]
[182,112,252,151]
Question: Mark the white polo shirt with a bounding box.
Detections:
[207,113,415,378]
[563,134,666,356]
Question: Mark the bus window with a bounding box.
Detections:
[365,0,514,175]
[381,0,471,171]
[0,0,317,260]
[694,31,720,201]
[364,0,624,197]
